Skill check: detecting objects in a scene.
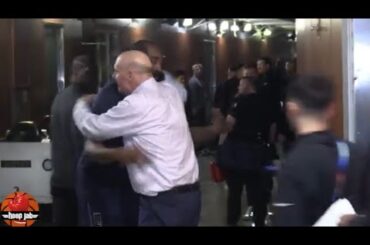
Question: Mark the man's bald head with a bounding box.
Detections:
[113,51,153,94]
[116,51,152,73]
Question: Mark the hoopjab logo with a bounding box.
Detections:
[1,186,39,227]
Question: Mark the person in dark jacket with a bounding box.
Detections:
[255,57,280,145]
[50,55,97,226]
[219,76,273,226]
[76,79,139,226]
[273,75,370,226]
[213,64,245,117]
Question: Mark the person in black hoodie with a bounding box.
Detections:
[273,75,370,226]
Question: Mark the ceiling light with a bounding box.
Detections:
[208,22,217,32]
[263,28,272,36]
[119,19,132,24]
[244,23,252,32]
[220,20,229,32]
[183,19,193,27]
[231,22,239,32]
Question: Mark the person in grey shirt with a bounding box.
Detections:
[50,55,97,226]
[188,63,207,126]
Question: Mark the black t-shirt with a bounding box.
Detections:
[227,93,271,143]
[255,71,281,123]
[274,131,370,226]
[213,77,239,116]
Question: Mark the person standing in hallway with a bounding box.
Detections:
[276,59,297,155]
[214,64,245,117]
[255,57,280,141]
[218,76,273,226]
[50,55,97,226]
[188,63,208,126]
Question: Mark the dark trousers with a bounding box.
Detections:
[86,186,139,226]
[76,161,139,226]
[51,186,78,226]
[224,170,271,226]
[138,188,201,226]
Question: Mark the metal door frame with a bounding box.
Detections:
[342,19,355,141]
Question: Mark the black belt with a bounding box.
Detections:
[159,182,200,195]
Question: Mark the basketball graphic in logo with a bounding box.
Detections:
[1,186,39,227]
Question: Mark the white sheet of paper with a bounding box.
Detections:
[313,198,356,227]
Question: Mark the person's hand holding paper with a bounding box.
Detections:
[313,198,356,227]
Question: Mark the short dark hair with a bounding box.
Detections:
[130,40,160,55]
[286,75,334,113]
[258,57,273,66]
[71,55,91,72]
[70,54,94,81]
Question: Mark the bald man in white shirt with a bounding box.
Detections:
[73,51,200,226]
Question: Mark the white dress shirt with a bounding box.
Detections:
[164,70,187,103]
[73,77,199,196]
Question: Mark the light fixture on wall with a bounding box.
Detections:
[220,20,229,32]
[310,19,327,38]
[208,22,217,32]
[177,26,186,33]
[183,19,193,27]
[131,21,140,28]
[253,28,262,38]
[230,21,239,32]
[216,30,223,38]
[127,19,147,28]
[244,23,253,32]
[119,19,132,25]
[230,20,239,37]
[135,19,146,23]
[263,28,272,37]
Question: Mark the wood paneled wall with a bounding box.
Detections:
[0,19,84,136]
[0,19,294,136]
[296,19,344,137]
